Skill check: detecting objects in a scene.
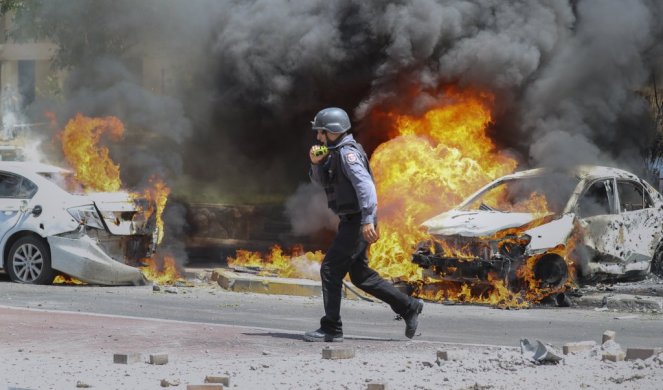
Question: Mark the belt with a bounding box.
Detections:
[338,212,361,221]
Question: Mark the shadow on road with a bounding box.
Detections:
[242,332,304,341]
[242,331,403,343]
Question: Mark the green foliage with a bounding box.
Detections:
[4,0,144,70]
[0,0,25,15]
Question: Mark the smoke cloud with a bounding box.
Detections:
[18,0,663,241]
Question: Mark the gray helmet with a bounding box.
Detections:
[311,107,351,134]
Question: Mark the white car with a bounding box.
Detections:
[0,161,156,285]
[413,166,663,290]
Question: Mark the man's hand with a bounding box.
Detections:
[362,223,379,244]
[309,145,328,164]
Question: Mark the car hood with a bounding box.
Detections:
[421,209,537,237]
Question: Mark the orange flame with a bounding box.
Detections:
[58,114,178,284]
[140,255,184,285]
[60,114,124,192]
[368,87,516,280]
[229,87,578,307]
[53,275,86,285]
[139,176,170,245]
[229,245,324,280]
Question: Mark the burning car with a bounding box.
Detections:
[0,161,157,285]
[412,165,663,294]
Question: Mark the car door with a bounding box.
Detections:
[616,180,662,263]
[576,178,624,262]
[0,171,38,244]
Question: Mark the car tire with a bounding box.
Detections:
[651,242,663,278]
[533,254,568,288]
[6,236,56,285]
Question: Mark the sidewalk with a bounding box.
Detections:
[2,306,663,390]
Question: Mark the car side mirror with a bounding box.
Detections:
[32,205,42,217]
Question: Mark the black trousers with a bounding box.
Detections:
[319,213,415,334]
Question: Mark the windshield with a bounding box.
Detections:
[39,171,85,194]
[461,173,580,215]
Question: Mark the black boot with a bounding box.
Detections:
[403,299,424,339]
[303,328,344,342]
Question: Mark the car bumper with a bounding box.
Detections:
[48,235,147,286]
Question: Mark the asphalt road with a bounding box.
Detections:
[1,273,662,349]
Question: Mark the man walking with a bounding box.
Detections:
[305,107,423,342]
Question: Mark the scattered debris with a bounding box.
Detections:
[436,349,462,363]
[520,339,563,364]
[160,378,180,387]
[614,315,639,320]
[602,340,626,362]
[204,375,230,386]
[602,330,617,344]
[186,385,223,390]
[322,346,355,360]
[563,341,596,355]
[367,382,389,390]
[75,381,91,388]
[148,353,169,365]
[164,286,178,294]
[113,352,142,364]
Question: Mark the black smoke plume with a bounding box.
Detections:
[15,0,663,241]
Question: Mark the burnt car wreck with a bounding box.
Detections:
[412,166,663,296]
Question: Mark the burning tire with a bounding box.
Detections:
[533,254,568,289]
[7,236,56,285]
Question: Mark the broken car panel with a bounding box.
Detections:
[413,166,663,291]
[0,161,156,285]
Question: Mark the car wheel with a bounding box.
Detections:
[6,236,55,285]
[533,254,568,288]
[651,242,663,278]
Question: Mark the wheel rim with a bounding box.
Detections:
[12,243,44,283]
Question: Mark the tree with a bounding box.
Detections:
[0,0,24,15]
[2,0,144,70]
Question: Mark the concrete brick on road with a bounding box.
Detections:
[563,341,596,355]
[322,347,355,360]
[205,376,230,386]
[602,330,616,344]
[437,349,462,362]
[602,351,625,362]
[625,348,663,361]
[367,382,389,390]
[366,382,389,390]
[113,352,142,364]
[149,353,169,365]
[187,385,223,390]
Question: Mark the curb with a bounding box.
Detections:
[211,268,662,312]
[212,268,372,300]
[572,293,663,312]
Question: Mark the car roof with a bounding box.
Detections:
[0,161,69,175]
[498,165,640,182]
